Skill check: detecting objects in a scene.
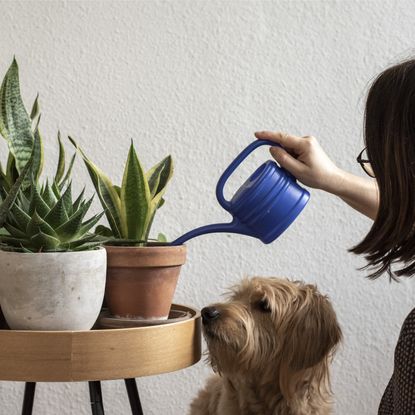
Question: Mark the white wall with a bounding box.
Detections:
[0,0,414,413]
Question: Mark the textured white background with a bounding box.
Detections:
[0,1,415,414]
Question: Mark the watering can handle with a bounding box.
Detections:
[215,139,281,212]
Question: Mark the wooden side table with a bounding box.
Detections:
[0,304,201,415]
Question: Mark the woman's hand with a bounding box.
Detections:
[254,131,343,193]
[254,130,379,219]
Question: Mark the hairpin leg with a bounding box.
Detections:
[21,382,36,415]
[124,378,144,415]
[89,381,105,415]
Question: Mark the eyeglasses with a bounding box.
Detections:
[357,147,375,178]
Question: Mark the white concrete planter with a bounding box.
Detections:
[0,248,107,330]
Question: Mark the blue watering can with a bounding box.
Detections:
[171,139,310,246]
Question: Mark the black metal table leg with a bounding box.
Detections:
[124,378,144,415]
[21,382,36,415]
[89,381,105,415]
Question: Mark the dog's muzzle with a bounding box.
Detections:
[201,307,220,324]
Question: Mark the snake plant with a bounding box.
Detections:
[70,137,173,245]
[0,58,104,252]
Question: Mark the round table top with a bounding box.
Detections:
[0,304,201,382]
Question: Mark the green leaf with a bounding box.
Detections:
[30,230,60,251]
[44,193,69,229]
[157,232,167,242]
[4,223,26,239]
[29,183,50,217]
[0,156,32,228]
[0,235,27,247]
[95,224,113,237]
[72,241,102,251]
[60,234,100,250]
[11,201,31,230]
[69,136,123,238]
[143,191,164,241]
[6,153,18,187]
[60,182,73,216]
[113,185,121,197]
[146,155,173,198]
[30,94,40,121]
[41,181,58,208]
[51,181,61,198]
[26,210,58,239]
[72,187,85,212]
[78,212,104,236]
[55,196,93,241]
[54,131,65,184]
[0,59,34,174]
[121,142,151,240]
[32,127,44,181]
[59,152,76,188]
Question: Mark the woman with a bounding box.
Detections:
[255,58,415,414]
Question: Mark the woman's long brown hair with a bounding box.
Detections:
[350,59,415,280]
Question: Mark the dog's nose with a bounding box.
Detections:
[201,307,220,323]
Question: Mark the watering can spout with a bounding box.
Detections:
[171,219,252,246]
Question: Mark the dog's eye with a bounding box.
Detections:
[257,299,272,313]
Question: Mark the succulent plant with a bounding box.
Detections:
[0,59,104,252]
[70,137,173,246]
[0,180,103,252]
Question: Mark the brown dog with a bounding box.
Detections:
[190,277,342,415]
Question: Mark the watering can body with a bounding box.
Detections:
[172,139,310,245]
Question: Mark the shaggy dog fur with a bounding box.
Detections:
[190,277,342,415]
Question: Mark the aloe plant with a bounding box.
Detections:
[70,137,173,245]
[0,58,103,252]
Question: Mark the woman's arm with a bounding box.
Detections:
[254,131,379,220]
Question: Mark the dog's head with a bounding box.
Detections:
[201,277,342,396]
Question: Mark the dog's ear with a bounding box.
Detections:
[281,285,342,372]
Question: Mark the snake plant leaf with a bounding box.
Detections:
[146,155,173,199]
[30,94,40,121]
[147,167,161,199]
[0,156,32,228]
[27,210,58,239]
[143,190,164,241]
[32,127,44,181]
[69,136,123,238]
[54,131,65,184]
[30,230,60,250]
[0,59,34,174]
[6,153,18,188]
[121,143,151,240]
[59,152,76,189]
[113,185,121,197]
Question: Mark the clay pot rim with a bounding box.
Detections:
[105,244,186,267]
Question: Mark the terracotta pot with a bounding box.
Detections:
[105,244,186,320]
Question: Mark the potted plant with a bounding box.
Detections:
[0,59,106,330]
[70,137,186,320]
